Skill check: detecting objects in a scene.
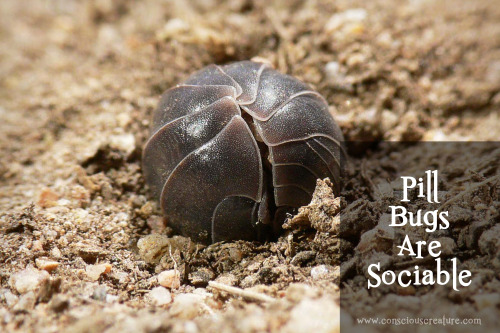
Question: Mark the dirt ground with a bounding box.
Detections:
[1,0,499,332]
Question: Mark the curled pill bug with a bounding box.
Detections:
[142,60,345,244]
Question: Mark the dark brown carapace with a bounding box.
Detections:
[143,61,345,244]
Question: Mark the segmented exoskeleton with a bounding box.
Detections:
[143,61,345,244]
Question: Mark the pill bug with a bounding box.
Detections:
[143,60,345,244]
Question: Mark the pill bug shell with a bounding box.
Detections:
[143,61,345,244]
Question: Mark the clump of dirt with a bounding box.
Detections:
[1,0,499,332]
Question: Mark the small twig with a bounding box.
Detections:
[438,174,500,210]
[208,281,275,303]
[169,245,178,273]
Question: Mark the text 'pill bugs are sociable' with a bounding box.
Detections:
[142,60,346,244]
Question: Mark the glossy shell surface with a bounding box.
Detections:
[143,61,345,244]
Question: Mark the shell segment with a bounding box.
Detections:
[158,116,263,243]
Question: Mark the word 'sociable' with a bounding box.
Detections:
[368,170,472,291]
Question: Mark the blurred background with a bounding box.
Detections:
[1,0,499,149]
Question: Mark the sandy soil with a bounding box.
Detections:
[1,0,499,332]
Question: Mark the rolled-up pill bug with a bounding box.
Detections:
[142,60,345,244]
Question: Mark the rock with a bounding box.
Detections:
[148,287,172,306]
[170,294,205,319]
[158,269,181,289]
[85,263,112,281]
[35,258,60,272]
[9,267,50,294]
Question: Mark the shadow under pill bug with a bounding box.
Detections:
[142,61,345,244]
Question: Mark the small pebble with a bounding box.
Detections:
[35,258,60,272]
[149,287,172,306]
[32,240,44,252]
[158,269,181,289]
[85,263,112,281]
[325,62,340,79]
[51,247,62,259]
[9,267,50,294]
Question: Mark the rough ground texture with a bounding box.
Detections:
[0,0,499,332]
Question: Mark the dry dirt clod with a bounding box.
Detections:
[9,267,50,294]
[148,287,172,306]
[85,263,112,281]
[35,258,60,272]
[157,269,181,289]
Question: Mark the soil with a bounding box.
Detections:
[0,0,499,332]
